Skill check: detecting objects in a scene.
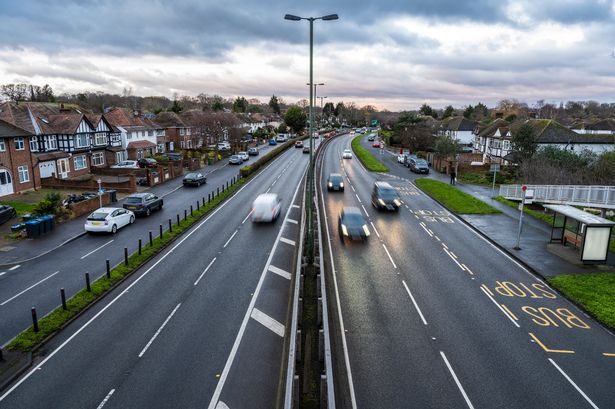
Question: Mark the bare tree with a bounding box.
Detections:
[1,83,29,103]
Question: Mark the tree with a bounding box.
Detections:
[277,123,288,133]
[434,135,461,159]
[442,105,455,119]
[511,122,537,162]
[475,102,489,119]
[419,103,437,119]
[463,105,475,119]
[269,95,281,115]
[232,96,248,113]
[284,105,307,134]
[334,102,345,117]
[323,102,335,117]
[1,83,28,103]
[211,95,224,111]
[170,98,183,114]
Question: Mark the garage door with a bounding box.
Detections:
[0,169,14,197]
[39,161,57,178]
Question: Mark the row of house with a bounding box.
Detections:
[0,102,281,198]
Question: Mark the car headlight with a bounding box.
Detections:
[378,198,385,206]
[339,182,344,188]
[328,182,333,187]
[394,199,402,207]
[362,224,370,236]
[341,224,348,236]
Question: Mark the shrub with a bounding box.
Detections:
[32,192,63,216]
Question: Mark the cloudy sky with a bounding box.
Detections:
[1,0,614,110]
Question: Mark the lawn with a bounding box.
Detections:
[351,134,389,172]
[415,179,500,214]
[0,200,36,216]
[548,272,615,330]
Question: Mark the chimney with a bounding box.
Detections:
[59,102,70,113]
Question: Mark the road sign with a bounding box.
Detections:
[490,163,500,172]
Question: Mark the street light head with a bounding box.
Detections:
[322,14,339,21]
[284,14,302,21]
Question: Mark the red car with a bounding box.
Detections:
[372,141,381,148]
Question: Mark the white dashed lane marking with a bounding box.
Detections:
[251,308,285,337]
[279,237,296,246]
[268,265,291,280]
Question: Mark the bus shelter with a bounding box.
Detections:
[545,204,614,264]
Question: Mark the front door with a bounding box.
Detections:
[0,169,14,197]
[57,158,69,179]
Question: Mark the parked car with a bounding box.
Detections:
[138,158,158,168]
[295,141,304,148]
[85,207,135,234]
[123,193,163,216]
[342,149,353,159]
[0,205,16,225]
[276,135,286,143]
[229,155,242,165]
[403,154,418,168]
[183,172,207,187]
[269,139,278,146]
[218,142,231,151]
[164,152,183,161]
[248,147,259,156]
[409,158,430,174]
[397,154,406,164]
[327,173,344,191]
[238,151,249,161]
[338,206,370,242]
[372,141,381,148]
[251,193,282,223]
[302,146,310,154]
[111,160,139,169]
[371,181,402,211]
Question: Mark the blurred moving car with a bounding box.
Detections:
[409,158,430,174]
[0,205,16,225]
[326,173,344,191]
[302,146,310,154]
[342,149,353,159]
[229,155,242,165]
[85,207,135,234]
[295,140,304,148]
[269,139,278,146]
[248,147,259,156]
[123,193,163,216]
[238,151,249,161]
[183,172,207,186]
[338,206,370,242]
[251,193,282,223]
[371,181,402,211]
[372,141,381,148]
[138,158,158,168]
[367,135,375,141]
[111,160,139,169]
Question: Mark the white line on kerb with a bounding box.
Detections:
[194,258,217,286]
[440,351,475,409]
[223,230,238,248]
[80,239,114,259]
[8,264,20,271]
[0,271,60,306]
[382,244,397,269]
[138,303,181,358]
[480,287,520,328]
[402,280,427,325]
[96,389,115,409]
[251,308,285,337]
[549,358,599,409]
[370,222,380,238]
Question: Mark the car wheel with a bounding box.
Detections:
[129,215,135,224]
[146,208,151,216]
[111,224,117,234]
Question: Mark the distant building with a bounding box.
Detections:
[438,116,477,151]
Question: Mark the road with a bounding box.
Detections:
[320,132,615,408]
[0,141,314,408]
[0,143,280,347]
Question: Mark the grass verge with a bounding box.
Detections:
[351,134,389,173]
[0,201,36,216]
[548,272,615,330]
[7,178,246,352]
[415,179,500,214]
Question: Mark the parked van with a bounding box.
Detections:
[251,193,282,222]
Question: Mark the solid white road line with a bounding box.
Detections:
[96,389,115,409]
[215,402,230,409]
[0,272,5,277]
[419,223,434,238]
[279,237,296,246]
[241,210,254,224]
[444,248,467,272]
[8,264,20,271]
[440,351,475,409]
[251,308,285,337]
[80,239,114,259]
[194,258,217,286]
[480,287,520,328]
[0,271,60,306]
[370,222,380,238]
[449,251,458,259]
[382,244,397,269]
[461,264,474,275]
[138,303,181,358]
[549,358,599,409]
[268,265,291,280]
[265,187,271,193]
[442,243,449,249]
[402,280,428,325]
[287,218,299,225]
[223,230,238,248]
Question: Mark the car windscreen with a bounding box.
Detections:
[416,160,428,166]
[330,175,342,183]
[125,197,143,204]
[343,213,365,226]
[184,173,196,178]
[88,212,109,220]
[378,188,398,199]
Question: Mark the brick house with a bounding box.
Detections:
[155,111,193,150]
[0,119,39,198]
[105,108,167,159]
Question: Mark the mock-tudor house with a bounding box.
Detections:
[438,116,477,151]
[85,114,123,166]
[155,111,193,150]
[571,118,615,135]
[105,108,166,160]
[473,118,511,164]
[0,119,39,197]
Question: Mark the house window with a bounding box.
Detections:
[92,152,105,166]
[115,151,126,163]
[44,135,58,150]
[29,137,38,152]
[95,132,107,145]
[180,140,185,149]
[111,133,121,144]
[0,138,5,152]
[18,165,29,183]
[503,140,511,150]
[127,132,133,140]
[137,149,144,159]
[75,134,89,148]
[14,137,24,150]
[187,128,191,135]
[148,131,153,137]
[74,155,87,170]
[157,144,164,153]
[180,128,185,135]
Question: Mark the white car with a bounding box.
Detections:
[111,160,139,169]
[342,149,353,159]
[85,207,135,234]
[397,154,406,164]
[238,151,249,161]
[251,193,282,223]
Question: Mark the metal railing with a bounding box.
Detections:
[499,184,615,209]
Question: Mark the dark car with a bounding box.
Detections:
[302,146,310,154]
[123,193,163,216]
[0,205,16,225]
[403,154,418,168]
[164,152,183,161]
[138,158,158,168]
[409,158,430,174]
[371,181,402,211]
[183,172,207,186]
[367,135,375,141]
[295,140,304,148]
[248,147,259,156]
[327,173,344,191]
[338,207,370,242]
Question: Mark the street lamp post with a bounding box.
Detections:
[97,178,103,209]
[308,83,324,131]
[285,13,338,262]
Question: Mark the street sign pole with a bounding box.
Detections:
[97,178,103,209]
[490,163,500,198]
[514,185,527,250]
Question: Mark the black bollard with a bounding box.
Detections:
[61,288,67,310]
[31,307,39,332]
[177,214,180,225]
[160,224,163,239]
[169,219,172,233]
[106,259,110,279]
[202,197,205,206]
[191,205,193,215]
[138,239,142,255]
[197,201,200,211]
[124,247,128,266]
[86,272,91,292]
[149,231,153,246]
[184,209,187,220]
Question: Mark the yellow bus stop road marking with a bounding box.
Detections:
[529,332,575,354]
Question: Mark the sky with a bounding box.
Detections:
[0,0,614,111]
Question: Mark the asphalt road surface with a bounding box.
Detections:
[320,133,615,409]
